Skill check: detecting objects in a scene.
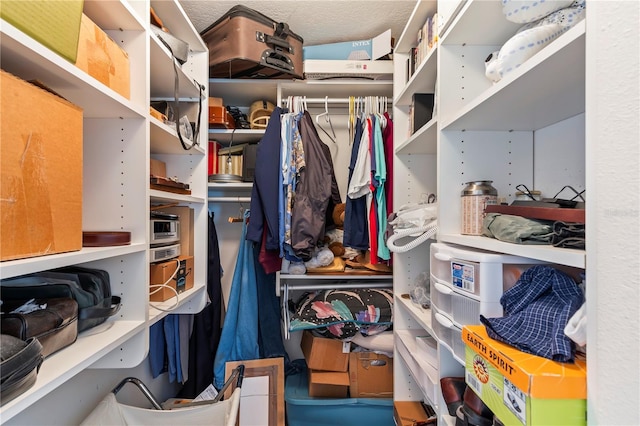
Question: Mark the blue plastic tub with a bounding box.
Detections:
[285,369,394,426]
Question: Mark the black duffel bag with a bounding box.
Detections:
[1,266,121,332]
[0,334,43,406]
[1,297,79,358]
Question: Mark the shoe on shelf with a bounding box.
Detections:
[461,387,494,426]
[440,377,467,417]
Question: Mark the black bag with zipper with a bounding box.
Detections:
[0,334,43,406]
[1,266,121,332]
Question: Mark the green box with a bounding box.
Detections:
[1,0,84,63]
[463,326,586,426]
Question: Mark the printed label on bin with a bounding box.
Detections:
[504,377,526,425]
[451,261,475,293]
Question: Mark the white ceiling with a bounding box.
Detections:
[179,0,417,47]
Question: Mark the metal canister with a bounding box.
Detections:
[461,181,498,235]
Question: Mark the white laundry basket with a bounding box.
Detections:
[80,366,244,426]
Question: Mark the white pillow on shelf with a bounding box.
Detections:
[501,0,574,23]
[486,0,586,83]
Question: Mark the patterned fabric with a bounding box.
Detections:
[289,288,393,338]
[480,265,584,362]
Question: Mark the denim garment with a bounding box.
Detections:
[480,265,584,362]
[164,314,183,383]
[149,315,187,383]
[253,242,300,377]
[213,210,260,389]
[149,320,166,378]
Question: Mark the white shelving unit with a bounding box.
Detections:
[0,1,208,423]
[392,0,587,423]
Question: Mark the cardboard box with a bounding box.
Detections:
[150,255,194,302]
[308,369,350,398]
[150,159,167,178]
[159,206,194,257]
[1,70,83,261]
[0,0,84,63]
[303,60,393,81]
[349,352,393,398]
[303,29,391,61]
[76,13,130,99]
[301,330,350,372]
[463,325,587,425]
[393,401,431,426]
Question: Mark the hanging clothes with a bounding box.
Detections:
[344,117,370,250]
[383,111,394,218]
[367,116,379,261]
[279,110,305,262]
[177,212,223,398]
[213,210,259,389]
[148,314,191,384]
[290,111,339,261]
[372,114,390,262]
[247,108,284,253]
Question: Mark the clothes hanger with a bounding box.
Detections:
[228,199,246,223]
[316,96,337,143]
[377,96,387,129]
[348,96,355,145]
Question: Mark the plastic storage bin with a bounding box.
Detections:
[431,274,494,328]
[430,243,546,300]
[430,243,546,327]
[285,368,393,426]
[431,305,466,363]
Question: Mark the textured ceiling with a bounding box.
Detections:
[179,0,416,46]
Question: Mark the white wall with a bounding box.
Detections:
[586,1,640,424]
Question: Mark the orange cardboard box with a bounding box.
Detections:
[301,330,350,372]
[462,325,586,425]
[150,255,194,302]
[76,13,130,99]
[349,352,393,398]
[1,70,83,261]
[308,369,350,398]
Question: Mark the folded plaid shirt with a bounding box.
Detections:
[480,265,584,362]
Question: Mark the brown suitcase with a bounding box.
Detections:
[201,5,304,79]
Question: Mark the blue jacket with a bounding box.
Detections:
[247,107,283,249]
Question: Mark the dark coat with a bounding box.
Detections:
[291,111,340,261]
[246,107,283,249]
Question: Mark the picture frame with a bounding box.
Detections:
[224,357,285,426]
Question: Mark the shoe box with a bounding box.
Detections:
[462,325,586,426]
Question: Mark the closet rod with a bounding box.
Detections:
[208,196,251,203]
[281,97,393,105]
[279,280,392,293]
